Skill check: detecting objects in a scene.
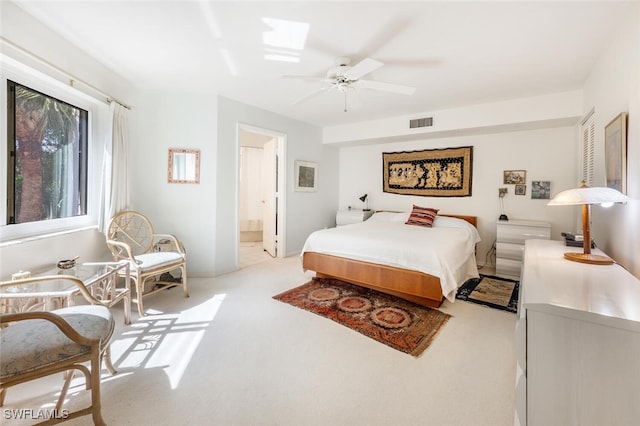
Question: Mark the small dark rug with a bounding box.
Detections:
[456,274,519,313]
[273,277,451,357]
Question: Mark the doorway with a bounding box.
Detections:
[237,125,286,268]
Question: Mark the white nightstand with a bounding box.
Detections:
[496,219,550,280]
[336,209,374,226]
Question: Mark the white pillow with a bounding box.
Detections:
[368,211,410,223]
[432,216,482,243]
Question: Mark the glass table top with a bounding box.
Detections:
[1,262,125,296]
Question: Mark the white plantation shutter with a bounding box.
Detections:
[581,110,595,186]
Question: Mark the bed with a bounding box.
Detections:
[301,211,481,308]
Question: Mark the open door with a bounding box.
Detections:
[262,138,277,257]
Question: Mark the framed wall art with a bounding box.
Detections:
[382,146,473,197]
[605,112,627,193]
[515,184,526,195]
[503,170,526,185]
[531,181,551,199]
[295,160,318,192]
[168,148,200,184]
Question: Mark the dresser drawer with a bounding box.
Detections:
[496,258,521,280]
[515,371,527,426]
[497,222,551,245]
[496,242,524,261]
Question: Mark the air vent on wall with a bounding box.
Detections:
[409,117,433,129]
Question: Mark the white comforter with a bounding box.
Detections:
[301,212,481,302]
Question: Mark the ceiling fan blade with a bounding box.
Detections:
[343,58,384,80]
[292,86,331,105]
[355,79,416,95]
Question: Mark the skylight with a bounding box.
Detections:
[262,17,309,63]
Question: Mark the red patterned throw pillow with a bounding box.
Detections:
[405,205,439,227]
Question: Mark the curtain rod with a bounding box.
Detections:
[1,36,132,110]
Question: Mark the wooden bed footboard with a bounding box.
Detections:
[302,252,445,308]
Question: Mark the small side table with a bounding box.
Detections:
[0,262,131,324]
[336,209,374,226]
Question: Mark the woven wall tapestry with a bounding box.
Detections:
[382,146,473,197]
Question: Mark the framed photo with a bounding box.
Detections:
[515,184,526,195]
[295,160,318,192]
[605,112,627,193]
[531,181,551,199]
[504,170,526,185]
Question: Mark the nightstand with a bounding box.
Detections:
[496,219,550,280]
[336,209,374,226]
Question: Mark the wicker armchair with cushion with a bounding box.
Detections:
[0,306,114,425]
[105,210,188,317]
[0,276,120,425]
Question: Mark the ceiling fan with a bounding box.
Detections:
[283,57,416,112]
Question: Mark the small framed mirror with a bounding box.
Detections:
[168,148,200,184]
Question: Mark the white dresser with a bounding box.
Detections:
[496,219,550,280]
[515,239,640,426]
[335,209,374,226]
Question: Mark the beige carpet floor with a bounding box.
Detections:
[3,255,516,426]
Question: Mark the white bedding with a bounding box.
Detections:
[301,212,481,302]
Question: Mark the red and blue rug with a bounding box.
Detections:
[273,277,450,357]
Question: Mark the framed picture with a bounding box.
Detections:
[382,146,473,197]
[515,184,526,195]
[295,160,318,192]
[531,181,551,199]
[504,170,526,185]
[168,148,200,184]
[605,112,627,193]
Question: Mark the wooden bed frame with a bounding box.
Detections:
[302,214,478,308]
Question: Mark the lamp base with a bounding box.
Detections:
[498,214,509,221]
[564,252,614,265]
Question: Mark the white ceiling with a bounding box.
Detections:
[11,1,633,127]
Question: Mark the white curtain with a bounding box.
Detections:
[239,147,264,232]
[98,101,130,232]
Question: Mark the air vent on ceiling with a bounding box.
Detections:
[409,117,433,129]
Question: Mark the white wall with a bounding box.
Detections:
[339,127,577,262]
[131,90,217,277]
[324,91,581,145]
[216,96,339,274]
[583,4,640,277]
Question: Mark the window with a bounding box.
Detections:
[7,80,88,225]
[581,109,595,187]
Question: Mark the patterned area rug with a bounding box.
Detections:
[456,274,519,313]
[273,277,451,357]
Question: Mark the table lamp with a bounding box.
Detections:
[498,188,508,221]
[359,194,370,211]
[548,181,628,265]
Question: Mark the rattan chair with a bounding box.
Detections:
[0,306,114,425]
[105,210,188,317]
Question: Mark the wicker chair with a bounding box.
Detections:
[105,211,188,317]
[0,306,114,425]
[0,275,122,373]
